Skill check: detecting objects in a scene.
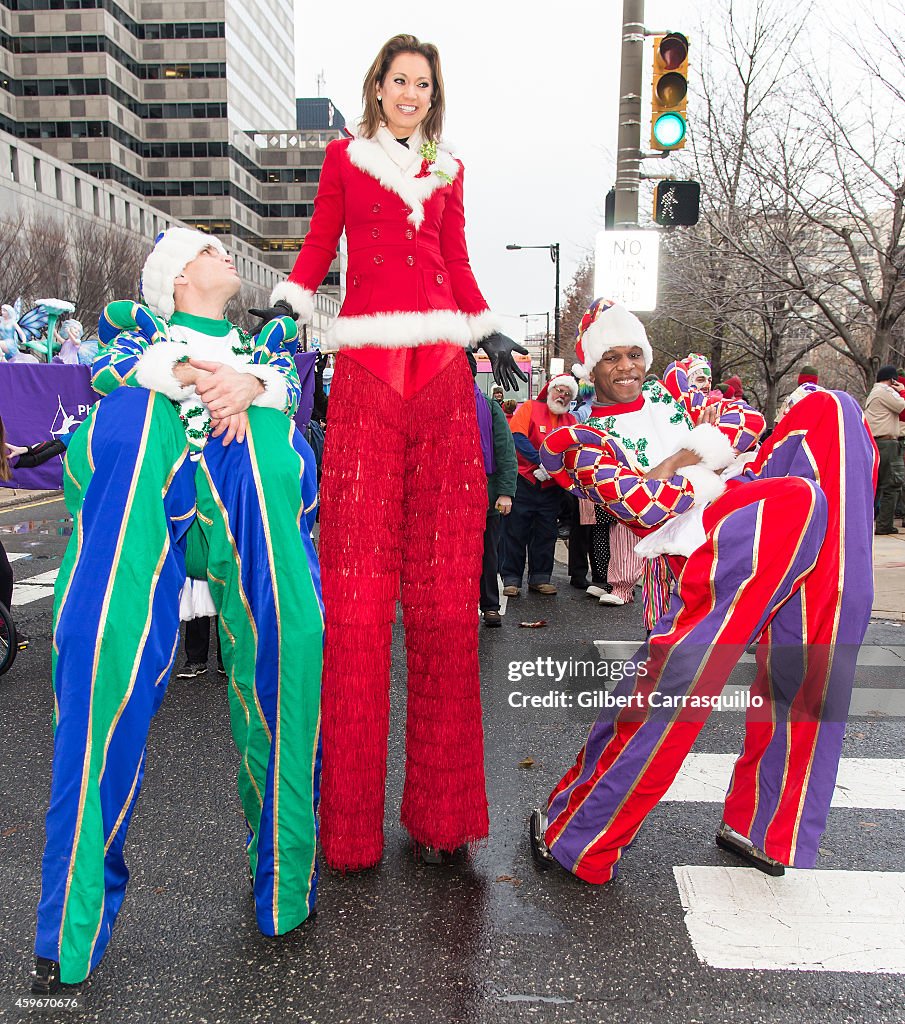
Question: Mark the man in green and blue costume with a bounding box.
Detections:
[32,228,323,990]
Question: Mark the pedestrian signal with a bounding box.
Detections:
[653,180,700,226]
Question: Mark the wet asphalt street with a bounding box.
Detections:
[1,495,904,1023]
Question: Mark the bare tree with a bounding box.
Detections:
[559,253,595,368]
[0,210,43,304]
[225,285,269,336]
[747,5,905,388]
[686,0,905,396]
[23,214,70,302]
[650,0,836,419]
[1,210,276,350]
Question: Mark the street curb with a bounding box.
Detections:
[0,489,63,511]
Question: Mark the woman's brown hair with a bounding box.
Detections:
[359,34,445,142]
[0,418,10,483]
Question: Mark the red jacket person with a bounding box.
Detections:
[265,34,525,870]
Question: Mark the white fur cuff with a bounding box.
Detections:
[135,341,193,400]
[680,423,736,472]
[634,507,708,559]
[246,364,289,412]
[675,463,727,506]
[330,309,473,348]
[467,310,506,344]
[270,281,316,324]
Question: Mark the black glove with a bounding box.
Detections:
[476,332,530,391]
[248,300,297,331]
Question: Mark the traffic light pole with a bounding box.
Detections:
[614,0,645,228]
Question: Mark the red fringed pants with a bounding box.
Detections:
[318,345,489,870]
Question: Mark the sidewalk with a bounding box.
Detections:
[872,532,905,622]
[0,488,62,510]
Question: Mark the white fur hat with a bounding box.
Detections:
[572,298,652,378]
[537,374,579,401]
[141,228,227,320]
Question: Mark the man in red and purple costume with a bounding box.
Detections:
[529,298,877,883]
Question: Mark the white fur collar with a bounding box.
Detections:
[347,126,459,229]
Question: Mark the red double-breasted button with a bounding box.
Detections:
[371,228,380,238]
[373,254,384,265]
[406,255,415,266]
[371,203,381,213]
[435,273,444,284]
[405,229,414,240]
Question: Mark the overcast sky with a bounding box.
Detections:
[293,1,686,336]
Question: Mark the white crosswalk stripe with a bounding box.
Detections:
[588,641,905,973]
[665,753,905,809]
[675,867,905,973]
[14,566,59,605]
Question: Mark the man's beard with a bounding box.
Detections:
[547,396,571,415]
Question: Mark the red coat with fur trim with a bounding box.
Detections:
[271,129,499,350]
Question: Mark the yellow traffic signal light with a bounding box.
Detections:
[651,33,689,151]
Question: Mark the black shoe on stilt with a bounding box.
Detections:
[414,843,468,866]
[30,956,60,995]
[529,808,557,871]
[416,844,445,866]
[715,823,785,876]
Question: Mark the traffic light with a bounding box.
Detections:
[651,32,689,151]
[653,180,700,226]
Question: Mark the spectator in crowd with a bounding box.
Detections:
[502,398,517,421]
[175,615,224,679]
[491,385,505,407]
[501,375,577,597]
[685,352,712,393]
[724,374,745,400]
[797,365,819,386]
[468,353,517,627]
[864,364,905,534]
[567,493,595,590]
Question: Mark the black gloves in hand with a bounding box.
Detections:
[476,332,530,391]
[247,300,297,331]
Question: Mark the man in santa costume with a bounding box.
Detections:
[529,297,876,883]
[32,228,323,991]
[499,375,578,598]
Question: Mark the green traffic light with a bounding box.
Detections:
[653,112,686,148]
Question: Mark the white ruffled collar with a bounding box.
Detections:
[346,126,459,229]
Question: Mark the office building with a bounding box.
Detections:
[0,0,346,301]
